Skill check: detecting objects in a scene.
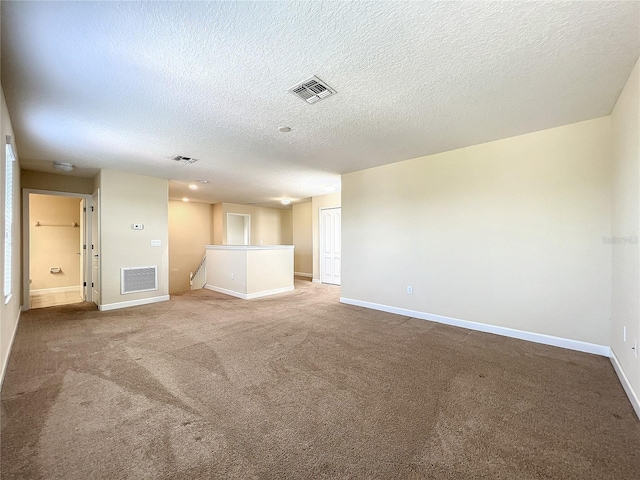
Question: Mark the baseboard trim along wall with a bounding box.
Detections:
[204,284,294,300]
[30,285,80,294]
[312,279,321,284]
[294,272,313,278]
[99,295,170,312]
[610,351,640,419]
[0,308,21,389]
[339,297,611,357]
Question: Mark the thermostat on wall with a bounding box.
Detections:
[132,224,144,230]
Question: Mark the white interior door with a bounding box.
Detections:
[91,189,100,307]
[320,207,341,285]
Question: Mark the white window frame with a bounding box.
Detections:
[4,137,16,303]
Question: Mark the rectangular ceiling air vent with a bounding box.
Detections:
[171,155,198,164]
[121,266,158,294]
[288,76,336,104]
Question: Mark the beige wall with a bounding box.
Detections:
[342,117,612,346]
[212,203,223,245]
[93,170,101,197]
[246,248,294,294]
[168,200,212,294]
[21,169,94,195]
[610,57,640,404]
[29,195,81,290]
[97,170,169,308]
[293,202,312,275]
[281,209,293,245]
[1,85,21,384]
[312,193,341,281]
[204,246,294,297]
[213,203,290,245]
[205,248,247,293]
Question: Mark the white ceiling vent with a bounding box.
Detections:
[121,266,158,294]
[288,76,336,104]
[171,155,199,164]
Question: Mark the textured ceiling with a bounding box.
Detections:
[2,1,639,207]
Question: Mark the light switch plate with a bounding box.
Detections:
[150,239,161,247]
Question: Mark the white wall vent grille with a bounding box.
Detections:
[170,155,198,164]
[288,76,336,104]
[121,266,158,294]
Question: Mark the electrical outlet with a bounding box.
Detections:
[231,273,234,280]
[634,341,638,359]
[407,285,413,295]
[624,326,627,342]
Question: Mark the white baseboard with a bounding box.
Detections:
[339,297,611,357]
[312,279,321,284]
[204,284,294,300]
[99,295,170,311]
[294,272,313,278]
[0,307,21,390]
[30,285,80,295]
[610,350,640,419]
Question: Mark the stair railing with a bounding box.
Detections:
[189,256,206,290]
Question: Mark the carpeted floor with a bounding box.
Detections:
[1,279,639,479]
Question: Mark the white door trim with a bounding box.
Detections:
[22,189,93,311]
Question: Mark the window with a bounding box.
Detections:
[4,137,15,301]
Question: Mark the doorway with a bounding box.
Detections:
[22,190,93,310]
[227,213,250,245]
[319,207,341,285]
[92,189,100,307]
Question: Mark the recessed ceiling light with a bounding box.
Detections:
[182,197,189,202]
[53,161,73,172]
[189,184,197,190]
[324,185,336,192]
[281,199,291,205]
[199,180,210,184]
[278,126,292,133]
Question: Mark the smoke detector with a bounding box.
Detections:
[170,155,199,164]
[289,76,336,104]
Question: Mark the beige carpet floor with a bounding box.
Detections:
[1,279,639,479]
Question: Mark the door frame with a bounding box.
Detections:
[91,189,100,308]
[319,206,341,285]
[22,189,93,311]
[226,213,251,245]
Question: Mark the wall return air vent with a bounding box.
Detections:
[121,266,158,294]
[288,76,336,104]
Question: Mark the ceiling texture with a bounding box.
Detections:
[1,1,639,207]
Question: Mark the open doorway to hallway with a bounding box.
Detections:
[23,191,93,309]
